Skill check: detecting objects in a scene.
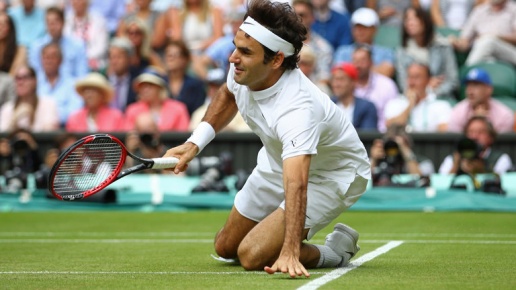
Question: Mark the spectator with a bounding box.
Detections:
[333,7,395,77]
[29,6,89,79]
[104,37,138,112]
[121,18,164,75]
[439,115,513,175]
[125,67,190,131]
[311,0,352,50]
[370,123,435,186]
[191,5,245,79]
[330,62,378,131]
[0,70,15,109]
[430,0,480,30]
[117,0,160,38]
[66,72,125,132]
[448,68,514,133]
[164,40,206,116]
[36,42,83,126]
[385,62,452,132]
[450,0,516,66]
[366,0,420,27]
[89,0,126,36]
[189,68,250,132]
[293,0,333,90]
[7,0,46,49]
[152,0,224,55]
[3,128,42,186]
[396,7,458,99]
[0,11,27,76]
[0,65,59,132]
[352,44,398,132]
[63,0,109,71]
[298,45,331,95]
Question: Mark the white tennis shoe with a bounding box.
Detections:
[324,223,360,267]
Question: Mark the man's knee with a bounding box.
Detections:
[473,35,498,50]
[214,229,239,259]
[237,241,269,271]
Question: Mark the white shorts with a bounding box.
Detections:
[234,166,368,240]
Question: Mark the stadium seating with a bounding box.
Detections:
[374,25,401,49]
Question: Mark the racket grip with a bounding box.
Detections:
[151,157,179,169]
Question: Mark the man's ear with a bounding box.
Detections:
[271,52,285,69]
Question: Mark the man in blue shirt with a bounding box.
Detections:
[311,0,352,50]
[8,0,46,49]
[29,7,89,79]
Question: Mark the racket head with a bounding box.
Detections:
[48,134,127,201]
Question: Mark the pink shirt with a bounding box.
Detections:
[124,99,190,131]
[66,106,125,132]
[447,99,514,133]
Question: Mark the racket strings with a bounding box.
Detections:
[52,138,123,196]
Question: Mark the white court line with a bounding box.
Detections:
[297,241,404,290]
[0,271,329,275]
[0,239,515,244]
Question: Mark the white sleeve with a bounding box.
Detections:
[384,97,408,120]
[438,155,454,174]
[493,154,513,175]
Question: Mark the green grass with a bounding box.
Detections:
[1,211,515,289]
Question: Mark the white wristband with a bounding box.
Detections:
[186,121,216,154]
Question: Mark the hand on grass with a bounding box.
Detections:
[264,254,310,278]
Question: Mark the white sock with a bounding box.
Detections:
[314,245,343,268]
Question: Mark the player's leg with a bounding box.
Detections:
[214,205,258,259]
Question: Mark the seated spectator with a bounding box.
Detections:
[29,7,88,79]
[0,71,15,108]
[7,0,46,50]
[164,40,206,116]
[311,0,352,50]
[120,18,164,75]
[0,11,27,76]
[439,115,513,175]
[64,0,109,71]
[152,0,224,56]
[396,7,458,99]
[366,0,420,27]
[293,0,333,89]
[333,7,395,77]
[104,37,138,112]
[385,62,452,132]
[189,68,250,132]
[330,62,378,131]
[125,68,190,131]
[66,72,125,132]
[190,5,245,79]
[430,0,480,30]
[447,68,514,133]
[36,42,83,126]
[370,124,435,186]
[0,65,59,132]
[116,0,160,38]
[450,0,516,66]
[89,0,126,36]
[298,45,331,95]
[352,45,399,132]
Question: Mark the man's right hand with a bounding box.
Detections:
[163,142,199,174]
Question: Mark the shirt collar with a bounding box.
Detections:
[250,70,290,101]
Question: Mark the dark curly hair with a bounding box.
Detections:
[244,0,307,70]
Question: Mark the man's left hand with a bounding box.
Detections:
[264,254,310,278]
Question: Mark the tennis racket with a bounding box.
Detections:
[48,134,179,201]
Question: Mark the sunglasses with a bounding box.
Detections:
[15,74,34,81]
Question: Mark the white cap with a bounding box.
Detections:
[351,8,379,27]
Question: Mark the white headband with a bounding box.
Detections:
[239,16,295,57]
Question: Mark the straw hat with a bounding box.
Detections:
[133,67,169,99]
[75,73,114,103]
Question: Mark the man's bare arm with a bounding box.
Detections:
[202,83,239,133]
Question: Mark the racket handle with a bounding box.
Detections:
[151,157,179,169]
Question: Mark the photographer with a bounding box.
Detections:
[439,116,513,175]
[3,129,42,191]
[371,124,435,186]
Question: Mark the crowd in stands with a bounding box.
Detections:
[1,0,516,189]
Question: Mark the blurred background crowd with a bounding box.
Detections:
[0,0,515,191]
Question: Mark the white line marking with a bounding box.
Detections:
[0,271,329,275]
[297,241,404,290]
[0,239,515,244]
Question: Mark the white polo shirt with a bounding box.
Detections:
[226,64,371,183]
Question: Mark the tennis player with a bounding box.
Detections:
[164,0,371,278]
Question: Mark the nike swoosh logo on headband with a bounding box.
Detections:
[243,21,254,25]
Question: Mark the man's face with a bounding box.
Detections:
[229,30,278,91]
[466,82,492,107]
[311,0,329,9]
[466,120,493,148]
[406,64,430,93]
[46,12,63,38]
[41,46,62,75]
[331,70,355,99]
[22,0,35,10]
[71,0,89,15]
[352,49,372,79]
[108,47,130,76]
[352,24,376,44]
[293,3,314,30]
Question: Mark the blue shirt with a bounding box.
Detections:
[311,10,352,50]
[333,44,395,66]
[29,35,89,79]
[89,0,127,34]
[205,35,235,74]
[8,6,46,49]
[37,74,84,125]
